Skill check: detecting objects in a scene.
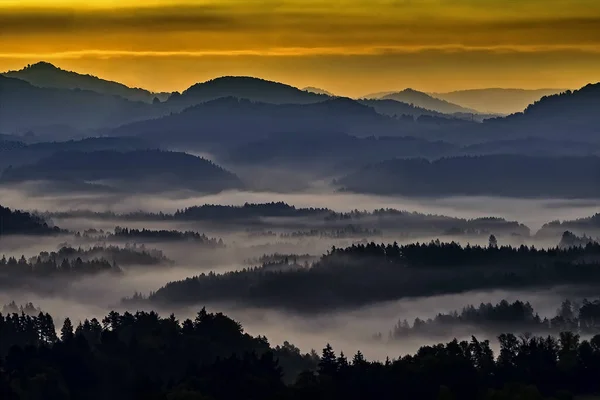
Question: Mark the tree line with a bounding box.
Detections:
[386,298,600,340]
[141,240,600,312]
[78,227,225,247]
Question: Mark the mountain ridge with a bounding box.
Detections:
[2,62,171,103]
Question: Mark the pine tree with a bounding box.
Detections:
[61,317,74,342]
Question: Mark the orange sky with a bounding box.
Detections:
[1,0,600,95]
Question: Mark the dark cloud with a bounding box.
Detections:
[0,5,247,35]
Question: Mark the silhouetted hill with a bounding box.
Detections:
[303,86,336,96]
[364,89,478,114]
[114,97,400,147]
[483,84,600,142]
[0,76,164,132]
[431,88,565,115]
[168,76,329,109]
[3,62,171,103]
[0,136,156,169]
[337,155,600,198]
[0,150,242,193]
[0,205,62,235]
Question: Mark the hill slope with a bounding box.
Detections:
[0,76,164,132]
[3,62,171,103]
[0,150,242,193]
[483,83,600,142]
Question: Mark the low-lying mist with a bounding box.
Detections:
[1,183,599,232]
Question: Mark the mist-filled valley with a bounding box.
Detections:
[1,60,600,399]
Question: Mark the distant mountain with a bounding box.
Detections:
[114,97,401,148]
[168,76,330,109]
[3,62,171,103]
[303,87,336,96]
[337,155,600,198]
[0,136,156,169]
[431,88,566,115]
[365,89,479,114]
[484,83,600,142]
[0,76,165,133]
[0,150,242,193]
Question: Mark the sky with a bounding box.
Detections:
[1,0,600,96]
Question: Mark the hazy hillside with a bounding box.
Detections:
[168,76,330,109]
[3,62,171,103]
[337,155,600,198]
[0,76,164,132]
[0,137,156,169]
[537,213,600,238]
[0,149,242,193]
[376,89,479,114]
[113,97,401,148]
[483,83,600,142]
[226,133,457,172]
[431,88,565,114]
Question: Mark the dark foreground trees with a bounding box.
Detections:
[2,307,600,400]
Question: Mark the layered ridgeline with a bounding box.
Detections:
[0,64,478,139]
[0,150,243,193]
[3,62,172,103]
[336,155,600,198]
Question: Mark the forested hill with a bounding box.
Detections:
[0,205,62,235]
[483,83,600,142]
[0,150,243,193]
